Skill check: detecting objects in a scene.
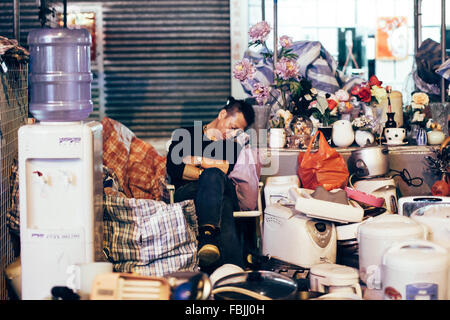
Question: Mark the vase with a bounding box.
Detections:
[355,130,375,147]
[250,104,271,146]
[385,112,397,128]
[407,124,420,144]
[269,128,286,148]
[416,127,428,146]
[372,94,404,127]
[332,120,354,147]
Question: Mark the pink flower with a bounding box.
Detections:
[275,57,299,80]
[251,83,270,105]
[248,21,271,43]
[335,89,350,102]
[279,35,293,48]
[233,58,256,82]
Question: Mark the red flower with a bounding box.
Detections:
[369,75,382,87]
[327,99,338,110]
[358,86,372,103]
[350,85,360,96]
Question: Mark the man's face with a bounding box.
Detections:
[215,109,247,140]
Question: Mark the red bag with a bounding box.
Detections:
[297,130,349,191]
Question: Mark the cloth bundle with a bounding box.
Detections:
[241,40,364,110]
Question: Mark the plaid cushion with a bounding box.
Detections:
[103,192,198,276]
[101,117,167,201]
[101,117,135,197]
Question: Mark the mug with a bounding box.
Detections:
[66,262,113,299]
[384,127,406,144]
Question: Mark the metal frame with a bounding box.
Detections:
[264,0,448,101]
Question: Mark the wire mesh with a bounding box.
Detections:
[0,60,28,300]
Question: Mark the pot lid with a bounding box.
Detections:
[358,214,424,238]
[382,240,449,272]
[309,263,359,281]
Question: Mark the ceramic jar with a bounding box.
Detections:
[427,130,445,145]
[355,130,375,147]
[332,120,354,147]
[269,128,286,148]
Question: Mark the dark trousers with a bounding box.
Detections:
[174,168,244,268]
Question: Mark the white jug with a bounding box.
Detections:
[332,120,354,147]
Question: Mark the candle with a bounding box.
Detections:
[385,90,404,127]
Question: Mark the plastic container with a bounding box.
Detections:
[28,28,93,121]
[357,214,427,289]
[382,240,449,300]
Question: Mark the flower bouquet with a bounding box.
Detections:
[270,109,293,129]
[233,21,318,117]
[351,115,380,147]
[404,92,431,128]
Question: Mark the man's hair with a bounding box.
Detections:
[222,96,255,128]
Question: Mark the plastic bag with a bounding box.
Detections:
[297,130,349,191]
[229,145,262,211]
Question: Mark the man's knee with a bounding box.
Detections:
[199,167,226,182]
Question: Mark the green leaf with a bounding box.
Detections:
[289,82,300,93]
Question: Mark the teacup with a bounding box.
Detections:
[384,127,406,144]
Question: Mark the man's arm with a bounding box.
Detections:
[183,155,229,175]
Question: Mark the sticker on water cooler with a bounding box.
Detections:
[59,137,81,146]
[27,230,82,241]
[406,283,438,300]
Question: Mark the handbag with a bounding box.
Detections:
[297,130,349,191]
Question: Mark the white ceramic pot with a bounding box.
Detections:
[427,130,445,145]
[269,128,286,148]
[355,130,375,147]
[382,240,449,300]
[332,120,354,147]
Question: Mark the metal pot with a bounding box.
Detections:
[348,146,389,178]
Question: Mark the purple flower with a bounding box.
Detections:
[279,35,293,48]
[251,83,270,105]
[248,21,271,43]
[233,58,256,82]
[275,57,299,80]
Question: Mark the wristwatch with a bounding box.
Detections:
[195,156,202,166]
